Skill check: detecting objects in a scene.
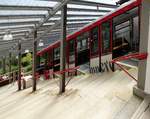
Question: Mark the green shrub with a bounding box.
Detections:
[22,53,32,67]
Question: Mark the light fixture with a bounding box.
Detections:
[25,49,29,53]
[38,40,44,47]
[3,30,13,41]
[16,56,18,59]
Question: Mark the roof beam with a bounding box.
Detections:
[0,26,80,36]
[0,4,52,11]
[0,14,101,20]
[35,0,70,30]
[67,8,110,13]
[0,18,95,27]
[0,23,84,41]
[38,0,117,8]
[0,14,46,20]
[0,6,111,13]
[0,21,88,32]
[0,0,116,13]
[0,27,79,39]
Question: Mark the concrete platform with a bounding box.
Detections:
[131,96,150,119]
[0,69,142,119]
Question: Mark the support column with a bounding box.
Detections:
[2,56,6,74]
[18,40,22,91]
[134,0,150,98]
[32,30,37,92]
[59,5,67,94]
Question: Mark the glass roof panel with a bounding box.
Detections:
[0,0,119,56]
[0,0,57,7]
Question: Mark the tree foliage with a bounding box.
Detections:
[22,53,32,67]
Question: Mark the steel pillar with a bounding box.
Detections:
[59,5,67,94]
[32,30,37,92]
[133,0,150,98]
[18,40,22,91]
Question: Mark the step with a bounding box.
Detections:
[131,96,150,119]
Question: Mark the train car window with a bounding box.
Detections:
[115,21,130,31]
[40,54,46,65]
[112,7,139,58]
[77,32,89,52]
[69,40,75,63]
[102,22,111,54]
[36,55,40,66]
[91,27,99,56]
[54,47,60,60]
[77,41,81,51]
[69,40,75,55]
[47,51,53,65]
[82,39,87,49]
[115,20,130,43]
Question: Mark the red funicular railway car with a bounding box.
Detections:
[37,0,141,73]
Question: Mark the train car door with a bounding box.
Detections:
[76,32,90,66]
[90,27,100,73]
[101,21,113,72]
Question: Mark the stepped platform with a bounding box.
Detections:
[0,68,142,119]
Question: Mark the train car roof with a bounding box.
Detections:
[37,0,142,56]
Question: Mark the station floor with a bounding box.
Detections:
[0,68,142,119]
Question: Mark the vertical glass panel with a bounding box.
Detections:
[69,40,75,55]
[40,54,46,64]
[54,47,60,60]
[115,20,130,48]
[77,32,89,52]
[102,22,110,54]
[91,27,99,56]
[113,20,130,58]
[77,41,81,51]
[69,40,75,63]
[48,51,53,64]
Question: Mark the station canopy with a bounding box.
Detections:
[0,0,119,57]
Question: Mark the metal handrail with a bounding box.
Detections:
[111,52,148,81]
